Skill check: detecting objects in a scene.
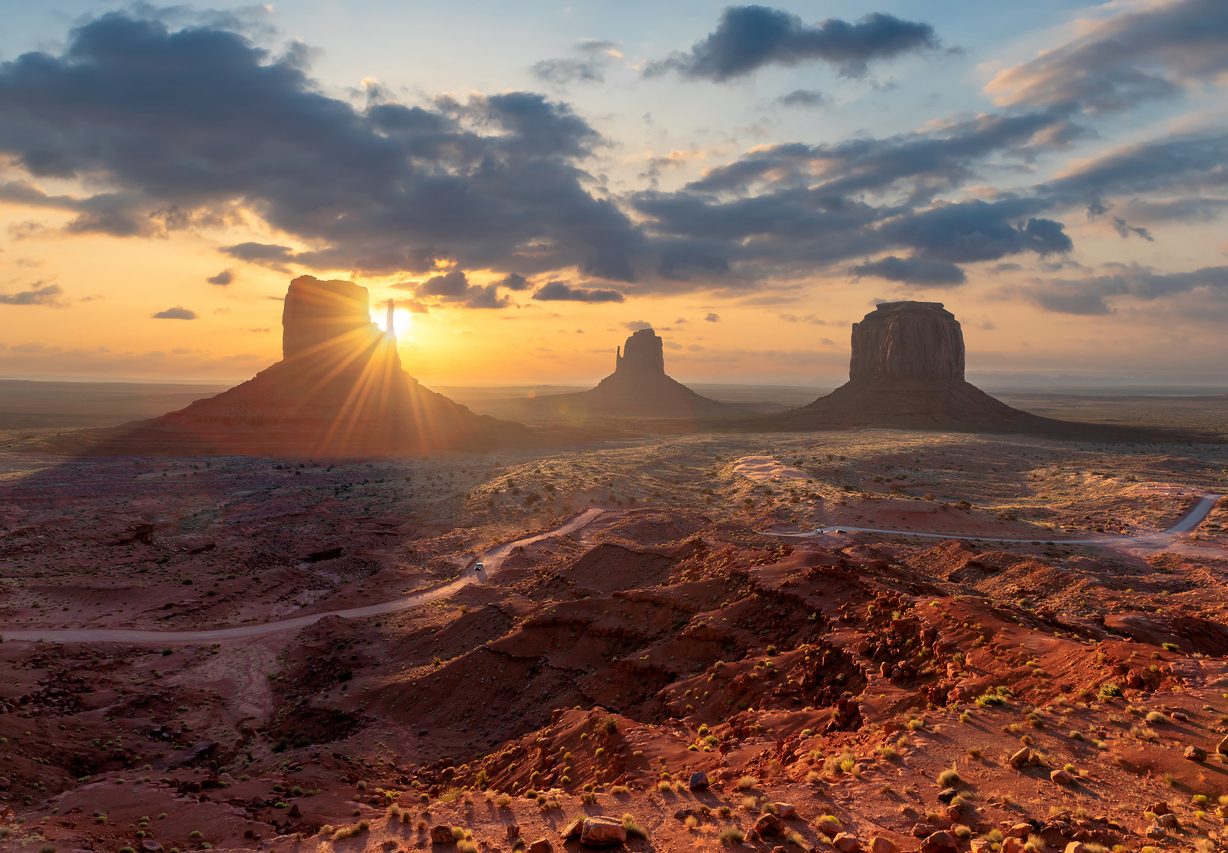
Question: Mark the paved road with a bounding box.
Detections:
[0,508,605,645]
[761,493,1223,545]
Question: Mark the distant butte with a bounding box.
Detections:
[524,327,750,420]
[719,301,1207,440]
[74,276,531,458]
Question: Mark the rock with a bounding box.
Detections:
[1218,734,1228,755]
[936,787,959,803]
[281,276,376,360]
[870,837,895,853]
[140,842,162,852]
[580,817,627,847]
[288,803,301,817]
[616,328,666,373]
[944,802,965,821]
[1050,768,1073,785]
[1185,745,1207,762]
[849,301,964,381]
[673,808,699,821]
[507,825,520,839]
[1148,801,1170,815]
[430,824,453,844]
[970,843,990,853]
[688,770,709,791]
[1009,747,1033,768]
[1063,844,1085,853]
[1157,813,1179,829]
[833,832,862,852]
[919,830,958,853]
[1002,840,1024,853]
[1006,823,1034,839]
[1171,710,1188,721]
[755,813,785,836]
[529,840,552,853]
[1127,671,1144,689]
[817,816,843,836]
[1146,825,1166,840]
[0,777,8,790]
[561,817,585,840]
[776,803,798,820]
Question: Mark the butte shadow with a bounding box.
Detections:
[700,301,1218,441]
[513,327,752,424]
[62,276,533,458]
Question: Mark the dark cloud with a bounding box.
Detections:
[1111,218,1153,242]
[532,280,624,303]
[880,200,1072,263]
[152,305,197,319]
[532,41,620,86]
[0,13,641,286]
[850,255,966,286]
[987,0,1228,113]
[1025,263,1228,315]
[705,312,721,322]
[206,269,234,285]
[0,282,64,306]
[495,272,530,291]
[221,242,296,272]
[646,6,939,82]
[416,269,510,309]
[777,89,825,108]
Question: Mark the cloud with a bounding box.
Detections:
[495,273,530,291]
[705,312,721,322]
[0,13,641,286]
[206,269,234,285]
[1111,218,1153,242]
[152,306,197,319]
[850,255,966,286]
[776,89,825,108]
[1024,263,1228,316]
[985,0,1228,113]
[414,269,512,309]
[532,40,621,86]
[622,320,654,331]
[532,280,624,303]
[646,6,939,82]
[0,282,65,306]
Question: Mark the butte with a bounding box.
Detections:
[721,300,1200,439]
[522,327,749,421]
[79,276,530,458]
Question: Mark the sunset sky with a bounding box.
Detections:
[1,0,1225,387]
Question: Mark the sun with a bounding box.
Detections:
[372,307,412,336]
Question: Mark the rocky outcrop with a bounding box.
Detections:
[850,302,964,381]
[708,301,1190,439]
[72,277,531,458]
[522,327,748,421]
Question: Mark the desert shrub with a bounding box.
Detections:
[736,775,758,790]
[719,828,746,845]
[623,814,647,838]
[496,793,512,807]
[333,821,370,840]
[1162,643,1180,652]
[1145,711,1168,724]
[1098,683,1122,700]
[937,765,961,786]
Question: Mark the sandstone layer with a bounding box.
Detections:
[72,276,530,458]
[522,327,749,421]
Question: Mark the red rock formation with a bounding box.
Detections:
[77,277,530,458]
[849,302,964,381]
[524,327,748,420]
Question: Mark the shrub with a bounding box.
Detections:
[736,775,758,790]
[332,821,370,840]
[623,814,647,838]
[1145,711,1168,724]
[937,765,961,786]
[1098,683,1122,700]
[719,828,746,845]
[1161,643,1180,652]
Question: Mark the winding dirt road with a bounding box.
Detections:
[0,508,604,645]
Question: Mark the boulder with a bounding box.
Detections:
[776,803,798,820]
[1157,813,1179,829]
[870,837,896,853]
[688,770,709,791]
[561,817,585,840]
[754,813,785,836]
[1064,843,1086,853]
[920,830,958,853]
[507,825,520,839]
[1050,769,1073,785]
[529,840,552,853]
[580,817,627,847]
[430,824,453,844]
[1218,734,1228,755]
[1009,747,1033,768]
[1148,802,1170,815]
[1185,745,1207,762]
[816,815,843,836]
[833,832,862,852]
[936,787,959,803]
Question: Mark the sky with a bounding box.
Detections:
[0,0,1225,387]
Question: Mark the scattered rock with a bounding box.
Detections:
[936,787,959,803]
[1009,747,1033,768]
[580,816,627,847]
[1050,768,1073,785]
[920,830,958,853]
[1217,734,1228,755]
[1157,813,1179,829]
[1006,823,1034,839]
[561,817,585,840]
[507,825,520,839]
[755,813,785,836]
[817,816,843,836]
[430,824,453,844]
[776,803,798,820]
[1063,844,1086,853]
[870,837,896,853]
[1146,826,1166,840]
[833,832,862,852]
[529,840,552,853]
[1148,802,1170,816]
[0,777,8,790]
[140,842,162,852]
[688,770,709,791]
[1184,745,1207,762]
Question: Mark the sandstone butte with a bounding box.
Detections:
[522,326,750,420]
[76,276,531,458]
[715,300,1193,440]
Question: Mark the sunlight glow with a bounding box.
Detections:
[372,307,412,336]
